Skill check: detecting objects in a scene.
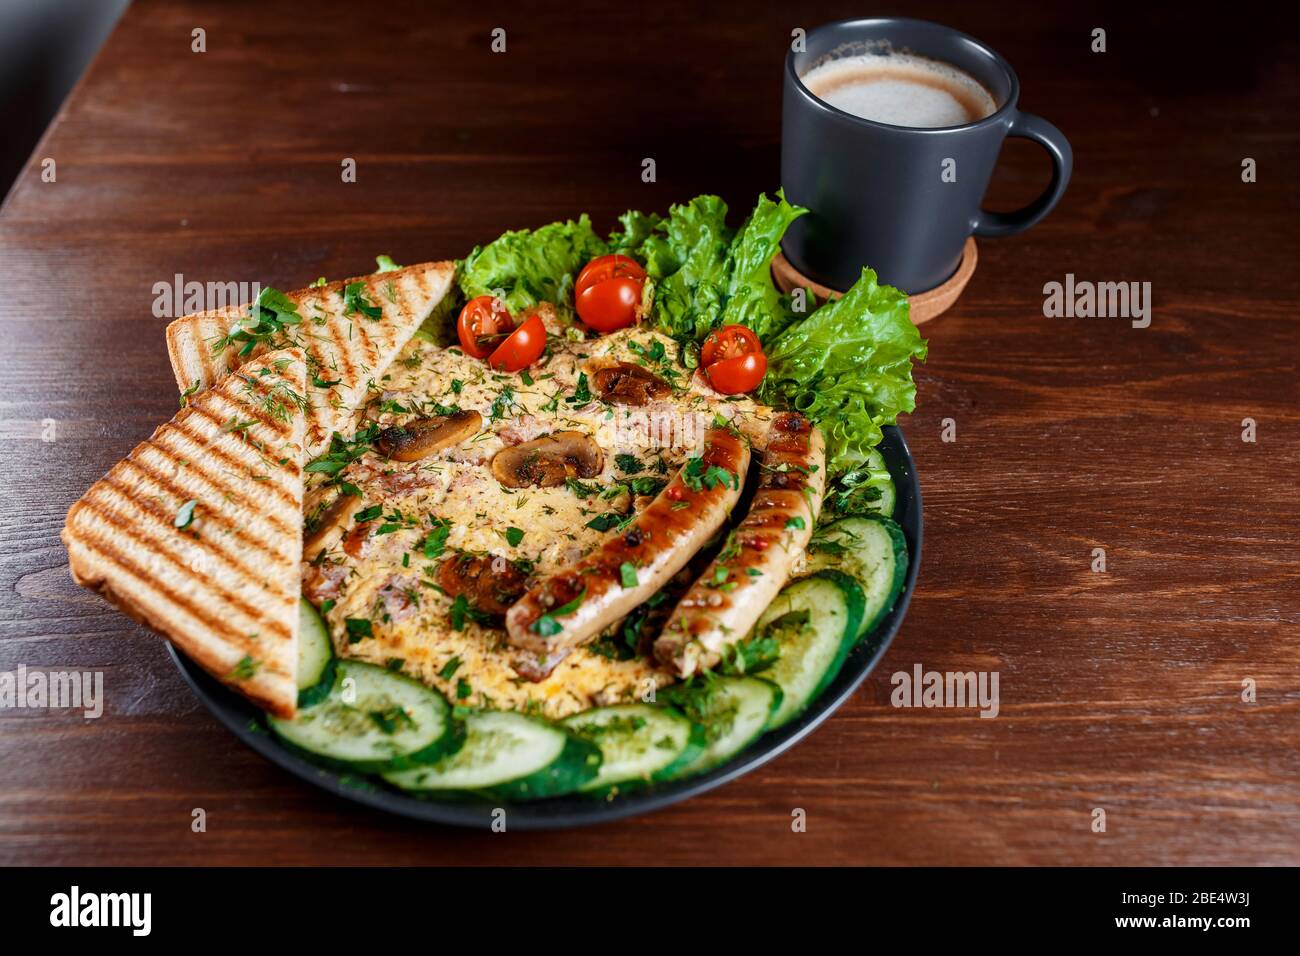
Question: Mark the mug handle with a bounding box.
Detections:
[973,111,1072,238]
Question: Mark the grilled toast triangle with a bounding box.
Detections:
[63,347,309,718]
[165,260,455,458]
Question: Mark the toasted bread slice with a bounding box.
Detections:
[63,348,309,718]
[165,260,455,457]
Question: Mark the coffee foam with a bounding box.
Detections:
[800,52,997,128]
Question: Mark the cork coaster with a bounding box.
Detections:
[771,237,978,325]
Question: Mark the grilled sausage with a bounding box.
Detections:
[505,426,751,681]
[655,412,826,678]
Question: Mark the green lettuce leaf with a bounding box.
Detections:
[759,267,927,475]
[718,192,806,341]
[460,214,607,315]
[606,210,663,256]
[631,192,805,344]
[639,195,734,341]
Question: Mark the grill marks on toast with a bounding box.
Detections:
[164,261,455,458]
[62,348,308,718]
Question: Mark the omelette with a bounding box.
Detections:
[302,308,779,718]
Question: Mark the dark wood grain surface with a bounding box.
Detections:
[1,0,1296,866]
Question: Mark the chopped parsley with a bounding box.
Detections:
[585,512,628,532]
[423,519,451,559]
[565,372,592,406]
[211,286,303,356]
[304,424,380,477]
[226,654,260,681]
[530,587,587,637]
[345,618,373,643]
[505,526,525,547]
[369,705,414,734]
[682,456,738,493]
[342,281,382,319]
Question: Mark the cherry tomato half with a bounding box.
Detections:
[576,276,642,333]
[705,350,767,395]
[575,254,646,298]
[488,312,547,372]
[700,324,762,367]
[457,296,513,359]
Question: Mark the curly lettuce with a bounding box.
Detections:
[628,192,805,343]
[459,214,607,315]
[760,267,927,475]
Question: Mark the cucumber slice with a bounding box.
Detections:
[296,598,337,708]
[807,516,908,640]
[563,704,699,792]
[270,660,460,772]
[860,449,896,518]
[759,570,864,729]
[383,711,601,799]
[828,449,896,518]
[661,676,781,778]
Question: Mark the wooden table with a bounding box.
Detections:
[1,0,1296,866]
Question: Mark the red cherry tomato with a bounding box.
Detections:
[457,296,513,359]
[488,312,547,372]
[576,276,642,333]
[700,324,762,367]
[575,255,646,298]
[705,351,767,395]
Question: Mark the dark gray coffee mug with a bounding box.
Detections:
[781,17,1072,293]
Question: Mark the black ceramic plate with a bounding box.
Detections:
[170,425,922,829]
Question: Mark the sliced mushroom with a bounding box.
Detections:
[373,410,481,461]
[303,491,365,559]
[437,553,528,618]
[591,362,671,406]
[491,431,604,488]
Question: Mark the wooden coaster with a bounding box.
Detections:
[771,237,978,325]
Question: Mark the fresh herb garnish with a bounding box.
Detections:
[342,281,382,320]
[211,286,303,356]
[226,655,260,681]
[565,372,592,406]
[345,618,373,643]
[530,587,587,636]
[585,512,627,532]
[423,518,451,559]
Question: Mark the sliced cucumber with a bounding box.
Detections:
[807,516,908,640]
[859,449,897,517]
[563,704,699,792]
[828,449,896,518]
[270,660,460,772]
[296,597,337,708]
[383,710,601,799]
[759,570,863,729]
[661,676,781,778]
